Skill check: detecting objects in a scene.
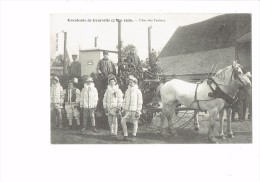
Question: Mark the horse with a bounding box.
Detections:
[218,74,251,139]
[159,61,251,143]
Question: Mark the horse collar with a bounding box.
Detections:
[207,78,237,105]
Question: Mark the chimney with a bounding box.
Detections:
[94,36,98,47]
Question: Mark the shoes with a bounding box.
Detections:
[122,136,131,141]
[131,135,137,142]
[92,127,98,132]
[111,135,118,140]
[80,128,86,132]
[68,125,73,130]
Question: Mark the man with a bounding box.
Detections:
[69,54,81,79]
[246,72,252,120]
[50,76,64,128]
[96,51,117,112]
[96,51,116,78]
[64,80,81,130]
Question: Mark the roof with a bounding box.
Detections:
[159,14,251,58]
[158,47,235,75]
[79,48,118,54]
[236,32,251,43]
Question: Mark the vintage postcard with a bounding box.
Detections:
[50,13,252,144]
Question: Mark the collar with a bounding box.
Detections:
[128,84,138,91]
[84,83,94,89]
[107,84,119,91]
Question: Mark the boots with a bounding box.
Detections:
[92,126,98,132]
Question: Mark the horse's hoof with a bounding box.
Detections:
[227,134,234,138]
[194,127,200,132]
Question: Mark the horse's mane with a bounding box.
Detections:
[213,66,231,81]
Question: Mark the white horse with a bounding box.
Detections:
[159,61,251,143]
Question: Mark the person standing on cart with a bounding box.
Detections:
[96,51,116,109]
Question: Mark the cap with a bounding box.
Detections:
[68,79,74,84]
[51,76,59,82]
[83,76,93,83]
[128,75,137,83]
[108,74,117,83]
[103,50,108,55]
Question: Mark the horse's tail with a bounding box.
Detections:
[156,83,164,100]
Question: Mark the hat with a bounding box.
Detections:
[246,72,252,78]
[128,75,137,83]
[51,76,59,82]
[108,74,117,83]
[83,76,93,83]
[103,50,108,55]
[68,79,74,84]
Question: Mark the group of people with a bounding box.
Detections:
[51,72,143,141]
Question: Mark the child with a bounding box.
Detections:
[50,76,64,128]
[121,75,143,141]
[80,76,98,132]
[64,79,81,129]
[103,74,123,139]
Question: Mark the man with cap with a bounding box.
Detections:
[50,76,64,128]
[103,74,123,139]
[64,79,81,129]
[96,51,116,98]
[121,75,143,141]
[80,76,99,132]
[97,51,116,78]
[69,54,81,79]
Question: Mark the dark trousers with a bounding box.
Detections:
[51,108,62,127]
[83,108,95,128]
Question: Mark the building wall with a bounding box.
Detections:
[158,47,235,76]
[236,42,251,72]
[79,51,102,76]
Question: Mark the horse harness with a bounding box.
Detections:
[206,65,244,105]
[207,78,238,105]
[194,65,243,110]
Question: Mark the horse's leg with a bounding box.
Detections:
[194,111,200,131]
[218,108,225,139]
[208,108,219,143]
[160,104,170,136]
[167,102,178,136]
[226,108,234,138]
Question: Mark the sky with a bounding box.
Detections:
[50,13,221,61]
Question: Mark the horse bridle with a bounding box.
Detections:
[231,65,247,86]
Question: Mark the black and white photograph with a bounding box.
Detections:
[1,1,260,182]
[50,13,252,144]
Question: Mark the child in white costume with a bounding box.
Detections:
[50,76,64,128]
[121,75,143,141]
[103,74,123,138]
[80,76,99,132]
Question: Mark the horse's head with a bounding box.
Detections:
[232,60,251,88]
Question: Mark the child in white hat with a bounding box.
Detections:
[50,76,64,128]
[80,76,99,132]
[103,74,123,139]
[121,75,143,141]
